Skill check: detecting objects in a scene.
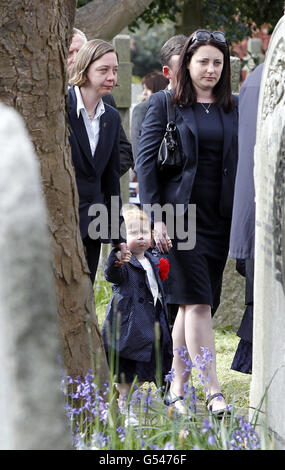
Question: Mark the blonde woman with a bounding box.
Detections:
[68,39,127,283]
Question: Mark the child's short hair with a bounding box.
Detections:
[122,204,151,229]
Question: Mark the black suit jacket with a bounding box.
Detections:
[136,90,238,219]
[67,86,123,243]
[103,94,133,176]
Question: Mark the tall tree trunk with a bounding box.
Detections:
[175,0,203,36]
[75,0,153,40]
[0,0,109,385]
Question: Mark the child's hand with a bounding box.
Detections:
[114,243,132,267]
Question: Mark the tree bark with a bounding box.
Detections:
[75,0,153,40]
[0,0,109,385]
[175,0,203,36]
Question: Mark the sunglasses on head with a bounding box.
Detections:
[190,30,227,45]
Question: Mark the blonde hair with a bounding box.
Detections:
[69,39,118,87]
[122,204,151,229]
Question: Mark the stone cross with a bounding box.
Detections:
[250,15,285,449]
[0,103,70,449]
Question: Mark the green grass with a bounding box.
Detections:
[62,268,270,450]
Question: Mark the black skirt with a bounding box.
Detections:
[164,236,228,313]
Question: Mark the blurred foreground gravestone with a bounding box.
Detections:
[0,103,70,450]
[250,15,285,449]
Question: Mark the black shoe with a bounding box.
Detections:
[164,391,184,406]
[206,392,231,419]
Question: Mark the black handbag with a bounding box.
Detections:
[157,90,184,175]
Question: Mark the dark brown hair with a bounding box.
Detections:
[142,71,169,93]
[174,32,235,112]
[160,34,187,67]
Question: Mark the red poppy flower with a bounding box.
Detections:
[158,257,170,281]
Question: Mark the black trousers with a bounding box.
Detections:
[83,235,101,284]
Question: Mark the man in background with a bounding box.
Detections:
[131,35,187,164]
[230,63,264,374]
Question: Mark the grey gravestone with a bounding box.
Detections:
[243,38,265,75]
[113,34,132,205]
[250,15,285,449]
[0,103,70,449]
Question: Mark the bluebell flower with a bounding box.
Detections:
[164,442,175,450]
[230,417,261,450]
[202,417,212,434]
[176,346,193,376]
[208,434,216,446]
[164,368,175,383]
[144,387,153,410]
[117,426,125,442]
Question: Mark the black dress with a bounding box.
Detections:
[165,103,231,313]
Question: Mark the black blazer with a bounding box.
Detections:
[103,94,133,176]
[136,90,239,219]
[67,86,123,243]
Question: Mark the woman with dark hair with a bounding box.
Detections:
[136,30,238,416]
[141,71,169,99]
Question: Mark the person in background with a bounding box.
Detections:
[229,63,264,374]
[136,30,239,416]
[67,28,88,76]
[68,39,127,284]
[102,206,172,425]
[160,34,188,88]
[68,28,133,177]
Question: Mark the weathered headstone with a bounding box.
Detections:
[250,15,285,449]
[243,38,265,75]
[230,56,241,94]
[0,103,70,449]
[113,34,132,205]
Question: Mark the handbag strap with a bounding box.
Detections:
[163,89,176,123]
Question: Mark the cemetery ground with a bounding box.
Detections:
[62,266,273,451]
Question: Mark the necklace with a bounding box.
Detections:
[200,102,212,114]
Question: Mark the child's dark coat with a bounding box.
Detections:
[102,249,172,363]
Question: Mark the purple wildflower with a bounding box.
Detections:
[144,387,153,410]
[117,426,125,442]
[91,431,111,449]
[230,417,261,450]
[164,368,175,383]
[164,442,175,450]
[194,347,213,391]
[208,434,216,446]
[149,443,159,450]
[176,346,193,376]
[202,417,212,434]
